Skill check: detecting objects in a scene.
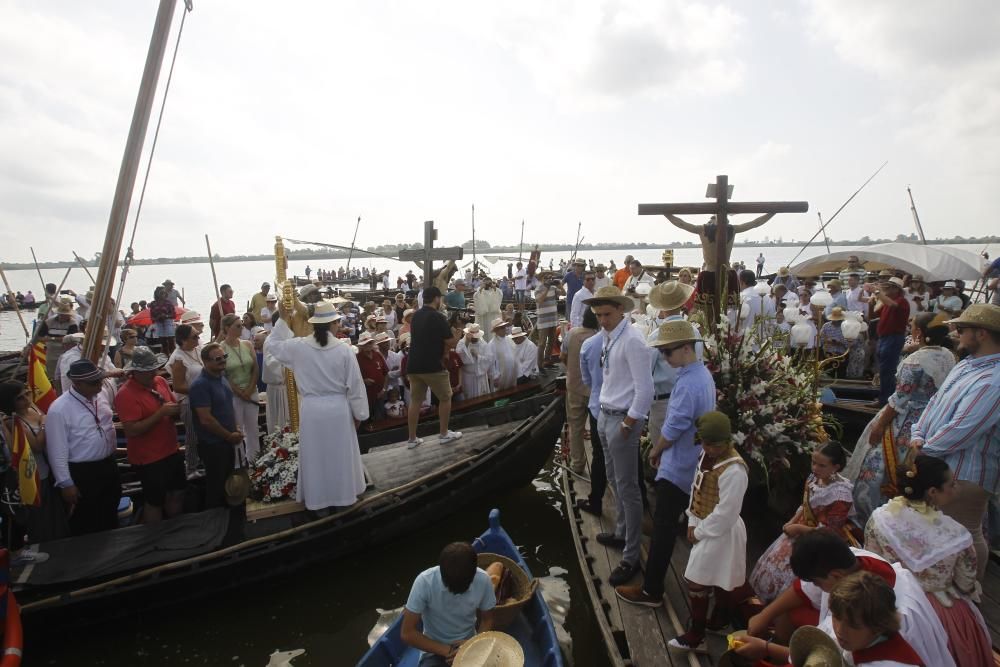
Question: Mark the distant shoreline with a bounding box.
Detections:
[3,237,994,270]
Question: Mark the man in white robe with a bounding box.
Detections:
[511,327,538,382]
[474,278,503,342]
[456,323,493,399]
[487,317,517,390]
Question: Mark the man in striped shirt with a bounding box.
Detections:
[911,303,1000,581]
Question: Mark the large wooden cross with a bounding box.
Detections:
[398,220,464,289]
[638,174,808,326]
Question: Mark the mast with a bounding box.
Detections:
[518,219,524,262]
[907,186,927,245]
[345,215,361,273]
[571,222,582,261]
[817,212,831,253]
[83,0,180,362]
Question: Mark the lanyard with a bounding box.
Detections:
[601,321,627,371]
[70,391,112,448]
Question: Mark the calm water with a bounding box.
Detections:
[5,243,985,351]
[31,461,602,667]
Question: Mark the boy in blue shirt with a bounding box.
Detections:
[401,542,496,665]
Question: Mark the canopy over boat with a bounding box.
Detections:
[790,243,984,281]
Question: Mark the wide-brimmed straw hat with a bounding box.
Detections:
[788,625,844,667]
[510,327,527,339]
[124,346,168,373]
[778,266,790,277]
[826,279,842,290]
[299,284,320,299]
[827,306,846,321]
[947,303,1000,333]
[648,319,701,348]
[452,631,525,667]
[882,276,905,288]
[67,359,104,383]
[490,317,507,331]
[265,293,278,302]
[357,331,377,347]
[648,281,694,311]
[56,299,75,315]
[582,285,633,309]
[308,301,343,324]
[463,323,484,338]
[179,309,203,325]
[374,331,392,346]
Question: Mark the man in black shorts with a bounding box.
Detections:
[406,287,462,448]
[115,346,186,523]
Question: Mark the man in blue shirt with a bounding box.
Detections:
[189,342,244,509]
[616,320,715,610]
[577,313,608,515]
[562,259,586,316]
[401,542,496,665]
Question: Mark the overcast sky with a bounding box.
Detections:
[1,1,997,263]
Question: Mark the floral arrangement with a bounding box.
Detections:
[698,315,828,477]
[250,427,299,502]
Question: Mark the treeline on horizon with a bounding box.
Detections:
[6,233,997,270]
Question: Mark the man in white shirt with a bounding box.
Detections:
[487,318,517,390]
[513,262,528,303]
[738,270,763,336]
[844,273,868,316]
[511,327,538,382]
[583,286,654,588]
[622,260,655,312]
[569,271,596,329]
[46,359,121,536]
[594,264,611,290]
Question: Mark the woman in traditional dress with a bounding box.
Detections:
[865,455,992,666]
[844,313,955,525]
[750,442,854,603]
[265,302,368,511]
[456,323,492,399]
[219,313,261,459]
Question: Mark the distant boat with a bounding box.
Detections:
[357,508,563,667]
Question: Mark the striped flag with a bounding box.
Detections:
[11,420,41,508]
[28,342,55,413]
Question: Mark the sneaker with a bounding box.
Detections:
[438,430,463,444]
[608,561,640,586]
[575,499,602,517]
[596,532,626,549]
[614,585,661,608]
[667,632,708,654]
[406,437,423,449]
[12,548,50,566]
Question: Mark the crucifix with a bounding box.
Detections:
[638,174,808,327]
[398,220,464,294]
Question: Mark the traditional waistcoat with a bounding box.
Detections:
[689,446,747,520]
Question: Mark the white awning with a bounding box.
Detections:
[790,243,984,282]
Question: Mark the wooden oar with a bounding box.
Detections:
[205,234,223,339]
[72,251,97,285]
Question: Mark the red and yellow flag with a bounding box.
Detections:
[11,420,41,508]
[28,342,55,413]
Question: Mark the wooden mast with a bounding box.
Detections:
[83,0,180,362]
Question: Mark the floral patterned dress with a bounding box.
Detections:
[844,346,955,526]
[865,498,992,666]
[749,473,855,603]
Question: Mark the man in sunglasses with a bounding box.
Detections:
[46,359,121,536]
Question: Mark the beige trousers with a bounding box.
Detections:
[566,391,590,473]
[942,480,992,581]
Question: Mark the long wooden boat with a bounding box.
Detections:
[357,508,563,667]
[14,390,564,635]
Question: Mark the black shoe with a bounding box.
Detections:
[575,499,602,517]
[608,561,640,586]
[596,532,626,549]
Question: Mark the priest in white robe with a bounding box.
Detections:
[456,323,493,399]
[474,279,503,342]
[265,302,368,511]
[487,317,518,390]
[511,327,539,381]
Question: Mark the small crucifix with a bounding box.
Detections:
[397,220,464,293]
[638,174,807,326]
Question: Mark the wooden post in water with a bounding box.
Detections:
[83,0,179,363]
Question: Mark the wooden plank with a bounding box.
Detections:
[247,498,304,521]
[979,561,1000,646]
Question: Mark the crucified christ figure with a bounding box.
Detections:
[665,212,774,272]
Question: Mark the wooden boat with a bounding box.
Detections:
[356,508,564,667]
[14,390,564,634]
[292,275,370,288]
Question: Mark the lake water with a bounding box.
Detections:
[3,243,986,351]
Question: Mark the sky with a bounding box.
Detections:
[1,0,998,263]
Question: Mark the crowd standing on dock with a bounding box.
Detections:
[1,250,999,666]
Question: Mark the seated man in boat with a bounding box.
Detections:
[401,542,496,666]
[746,530,954,667]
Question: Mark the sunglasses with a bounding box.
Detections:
[209,354,229,362]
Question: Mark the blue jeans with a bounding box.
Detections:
[597,410,643,567]
[877,333,905,406]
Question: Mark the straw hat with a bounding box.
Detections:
[299,284,320,299]
[328,295,350,305]
[778,267,790,277]
[490,317,507,331]
[941,280,957,290]
[788,626,844,667]
[462,323,484,339]
[179,310,203,325]
[648,281,694,312]
[224,468,250,507]
[648,319,701,348]
[398,332,412,347]
[374,331,392,346]
[358,331,377,347]
[63,332,85,345]
[878,269,895,278]
[124,346,168,373]
[56,299,75,315]
[452,631,525,667]
[307,301,343,324]
[826,279,842,290]
[882,276,905,289]
[582,285,633,309]
[510,327,527,339]
[827,306,846,321]
[572,258,587,266]
[265,293,278,302]
[947,303,1000,333]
